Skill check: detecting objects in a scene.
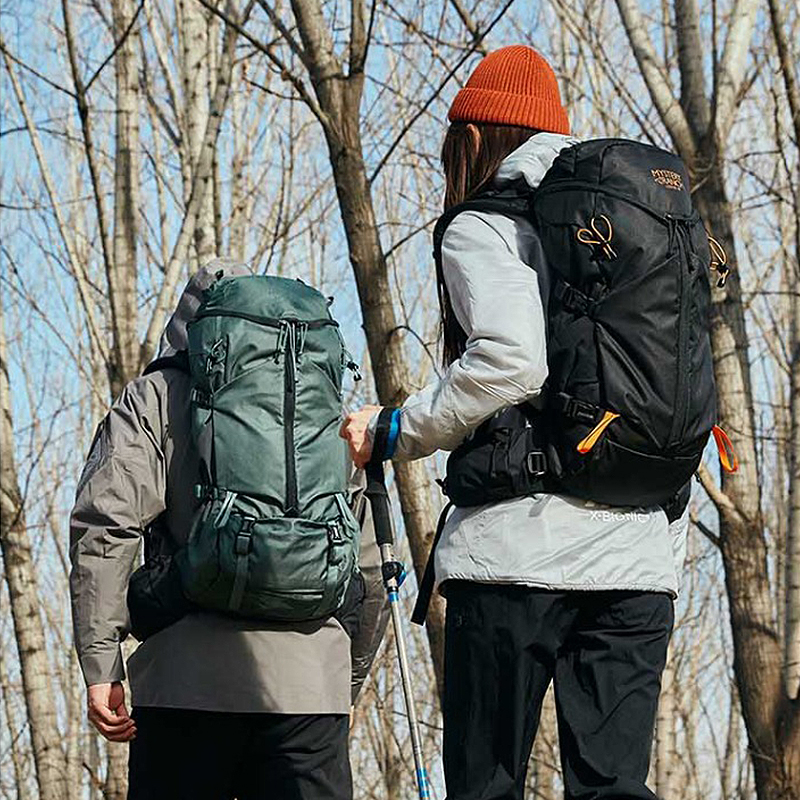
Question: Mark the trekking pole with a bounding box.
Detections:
[364,410,430,800]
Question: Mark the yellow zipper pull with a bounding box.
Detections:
[577,410,620,454]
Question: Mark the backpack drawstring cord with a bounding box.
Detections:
[708,235,730,287]
[576,215,617,260]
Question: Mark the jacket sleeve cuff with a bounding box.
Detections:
[79,647,126,687]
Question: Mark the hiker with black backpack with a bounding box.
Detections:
[341,45,736,800]
[69,259,387,800]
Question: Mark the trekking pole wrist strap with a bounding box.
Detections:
[372,407,400,462]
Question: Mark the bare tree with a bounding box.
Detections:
[612,0,800,794]
[767,0,800,705]
[0,296,67,799]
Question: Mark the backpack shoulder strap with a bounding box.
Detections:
[432,186,534,268]
[142,349,190,376]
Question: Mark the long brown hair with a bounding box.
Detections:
[438,122,537,365]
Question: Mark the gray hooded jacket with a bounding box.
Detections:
[391,134,688,597]
[70,260,387,713]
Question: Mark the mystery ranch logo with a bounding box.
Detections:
[651,168,684,191]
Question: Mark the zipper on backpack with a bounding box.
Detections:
[283,321,299,515]
[668,217,693,447]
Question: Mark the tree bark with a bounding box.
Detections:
[531,685,559,800]
[0,640,32,800]
[655,645,678,798]
[66,649,83,800]
[0,301,67,800]
[109,0,142,394]
[767,0,800,705]
[178,0,217,266]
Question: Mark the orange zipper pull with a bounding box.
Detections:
[577,410,620,454]
[712,425,738,472]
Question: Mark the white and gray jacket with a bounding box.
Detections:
[392,133,688,597]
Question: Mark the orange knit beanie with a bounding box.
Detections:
[449,45,570,135]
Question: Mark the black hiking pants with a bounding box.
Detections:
[442,582,673,800]
[128,708,351,800]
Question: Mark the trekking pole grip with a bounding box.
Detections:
[364,407,397,548]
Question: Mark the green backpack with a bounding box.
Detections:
[175,274,361,621]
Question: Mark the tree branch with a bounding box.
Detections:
[674,0,711,137]
[62,0,117,371]
[84,0,146,92]
[768,0,800,148]
[289,0,341,87]
[141,0,254,364]
[369,0,519,184]
[614,0,696,159]
[697,462,741,519]
[1,36,110,368]
[714,0,759,139]
[257,0,310,69]
[448,0,489,55]
[349,0,367,76]
[690,508,721,548]
[196,0,329,127]
[0,40,75,97]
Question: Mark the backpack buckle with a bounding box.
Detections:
[555,281,595,316]
[234,518,255,556]
[526,451,547,477]
[565,397,598,425]
[191,387,212,409]
[234,531,251,556]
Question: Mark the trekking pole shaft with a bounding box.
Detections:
[365,431,430,798]
[381,543,430,800]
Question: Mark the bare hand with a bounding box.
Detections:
[340,405,382,469]
[87,682,136,742]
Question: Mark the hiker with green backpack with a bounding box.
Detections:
[69,259,386,800]
[342,45,736,800]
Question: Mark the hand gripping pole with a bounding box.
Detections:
[364,408,430,799]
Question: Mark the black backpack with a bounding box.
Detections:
[435,138,737,510]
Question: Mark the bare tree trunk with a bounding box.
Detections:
[613,0,800,794]
[179,0,217,266]
[768,0,800,706]
[0,636,31,800]
[531,685,558,800]
[87,732,102,800]
[0,302,67,800]
[109,0,142,393]
[229,60,248,260]
[655,645,678,798]
[104,742,127,800]
[66,650,84,800]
